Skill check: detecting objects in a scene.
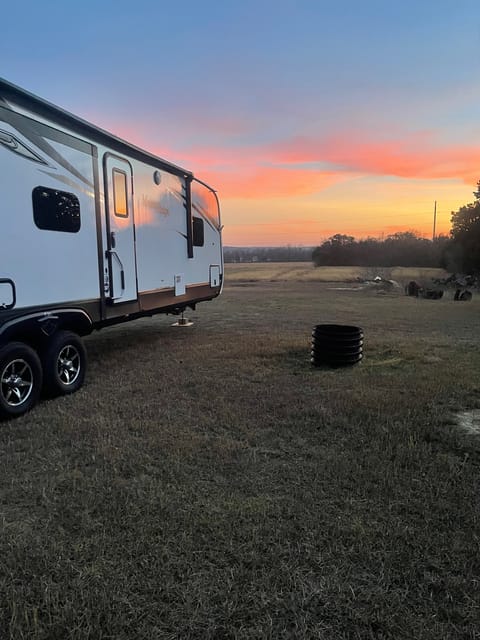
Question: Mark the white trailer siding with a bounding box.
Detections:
[133,166,222,294]
[133,165,189,293]
[0,116,100,309]
[191,179,223,284]
[0,77,223,324]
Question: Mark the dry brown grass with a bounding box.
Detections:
[225,262,449,286]
[0,266,479,639]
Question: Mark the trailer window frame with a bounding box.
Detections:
[112,168,128,218]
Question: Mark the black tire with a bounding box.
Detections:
[0,342,43,419]
[42,331,87,397]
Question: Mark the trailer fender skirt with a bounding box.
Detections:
[0,308,93,342]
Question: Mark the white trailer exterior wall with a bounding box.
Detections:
[0,78,223,418]
[1,117,100,309]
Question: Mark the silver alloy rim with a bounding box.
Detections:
[1,358,34,406]
[57,345,81,386]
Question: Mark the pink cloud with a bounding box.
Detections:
[266,133,480,183]
[199,167,343,198]
[111,123,480,201]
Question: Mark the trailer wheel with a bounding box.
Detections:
[42,331,87,396]
[0,342,43,419]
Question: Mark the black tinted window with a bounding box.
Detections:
[32,187,80,233]
[193,216,204,247]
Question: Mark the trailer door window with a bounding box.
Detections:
[32,187,80,233]
[113,169,128,217]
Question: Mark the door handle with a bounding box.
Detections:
[107,250,125,297]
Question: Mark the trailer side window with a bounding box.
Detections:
[32,187,80,233]
[193,216,204,247]
[113,169,128,217]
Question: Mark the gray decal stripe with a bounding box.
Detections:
[0,129,48,164]
[0,107,94,189]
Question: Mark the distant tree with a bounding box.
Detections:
[330,233,356,245]
[223,246,313,263]
[447,196,480,273]
[382,231,433,267]
[312,231,445,268]
[312,234,356,266]
[473,179,480,200]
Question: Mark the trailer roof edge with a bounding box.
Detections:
[0,77,194,180]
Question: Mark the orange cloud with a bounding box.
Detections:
[104,122,480,216]
[159,132,480,201]
[267,134,480,184]
[199,167,344,198]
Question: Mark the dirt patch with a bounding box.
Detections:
[455,410,480,435]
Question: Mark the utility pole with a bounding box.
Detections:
[432,201,437,240]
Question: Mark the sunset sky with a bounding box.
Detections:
[3,0,480,245]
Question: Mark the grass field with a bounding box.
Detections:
[1,266,479,639]
[224,262,448,285]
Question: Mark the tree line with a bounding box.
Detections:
[311,232,449,268]
[224,246,313,263]
[313,182,480,272]
[225,181,480,273]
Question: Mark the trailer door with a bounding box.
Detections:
[103,154,138,303]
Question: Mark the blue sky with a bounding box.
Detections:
[3,0,480,244]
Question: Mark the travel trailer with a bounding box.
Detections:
[0,78,223,418]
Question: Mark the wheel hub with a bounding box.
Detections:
[58,347,80,385]
[1,360,34,406]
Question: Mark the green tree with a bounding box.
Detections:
[473,179,480,200]
[312,231,443,268]
[312,234,356,266]
[448,185,480,273]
